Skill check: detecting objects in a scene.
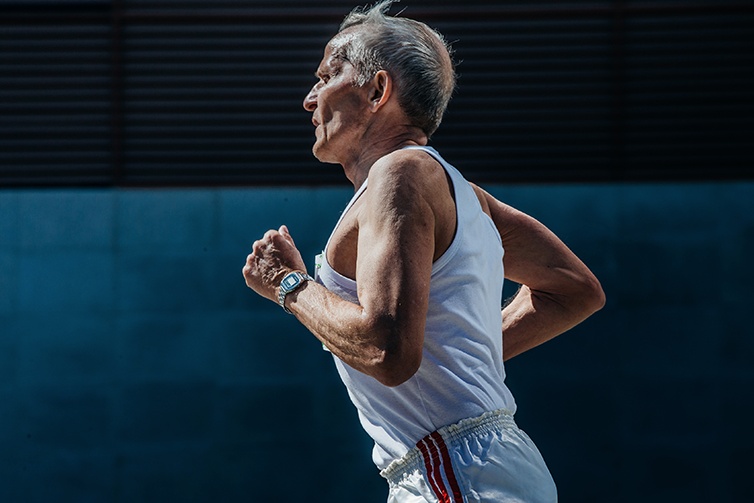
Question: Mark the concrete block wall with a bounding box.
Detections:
[0,181,752,502]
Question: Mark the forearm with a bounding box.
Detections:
[502,283,603,361]
[286,281,414,386]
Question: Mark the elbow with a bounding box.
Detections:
[365,321,422,387]
[530,270,606,321]
[550,271,605,318]
[581,274,606,314]
[374,360,420,388]
[359,312,424,387]
[594,283,607,312]
[370,345,422,388]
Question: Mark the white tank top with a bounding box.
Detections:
[314,146,516,470]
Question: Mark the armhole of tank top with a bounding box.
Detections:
[323,179,369,271]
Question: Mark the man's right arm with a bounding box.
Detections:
[247,153,443,387]
[474,186,606,361]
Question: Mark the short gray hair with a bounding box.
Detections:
[336,1,456,137]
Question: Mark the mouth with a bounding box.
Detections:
[312,118,320,128]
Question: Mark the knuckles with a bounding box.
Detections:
[263,229,279,241]
[252,230,286,255]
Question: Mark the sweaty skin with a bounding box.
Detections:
[242,29,605,386]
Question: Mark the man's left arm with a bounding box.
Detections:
[474,186,606,361]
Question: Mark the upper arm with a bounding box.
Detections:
[475,185,604,306]
[352,154,444,384]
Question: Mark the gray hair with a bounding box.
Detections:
[335,0,456,137]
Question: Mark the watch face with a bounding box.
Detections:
[281,274,300,291]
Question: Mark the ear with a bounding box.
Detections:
[367,70,392,112]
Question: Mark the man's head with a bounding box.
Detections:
[332,1,456,138]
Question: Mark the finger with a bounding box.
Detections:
[279,225,295,246]
[242,255,254,283]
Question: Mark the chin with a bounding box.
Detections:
[312,143,339,165]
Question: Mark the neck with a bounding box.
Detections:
[342,130,427,191]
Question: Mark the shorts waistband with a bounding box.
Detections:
[380,409,516,484]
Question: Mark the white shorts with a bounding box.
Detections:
[380,409,557,503]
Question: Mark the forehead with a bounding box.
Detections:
[318,29,360,67]
[328,29,359,54]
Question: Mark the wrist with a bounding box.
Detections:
[277,270,313,314]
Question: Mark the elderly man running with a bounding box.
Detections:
[243,2,605,501]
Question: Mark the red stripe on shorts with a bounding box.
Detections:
[417,436,451,503]
[430,431,464,502]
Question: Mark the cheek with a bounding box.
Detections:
[324,81,363,112]
[329,100,365,130]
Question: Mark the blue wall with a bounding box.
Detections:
[1,182,752,502]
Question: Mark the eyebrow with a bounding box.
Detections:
[314,59,341,79]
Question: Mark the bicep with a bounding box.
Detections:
[354,169,436,355]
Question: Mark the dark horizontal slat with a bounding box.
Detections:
[0,16,112,184]
[1,3,752,187]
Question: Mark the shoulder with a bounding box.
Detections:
[360,148,456,245]
[469,183,543,240]
[360,148,458,259]
[367,148,447,199]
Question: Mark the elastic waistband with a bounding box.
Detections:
[380,409,516,484]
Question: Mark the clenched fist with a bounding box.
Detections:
[243,225,308,303]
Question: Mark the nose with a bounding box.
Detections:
[303,85,318,112]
